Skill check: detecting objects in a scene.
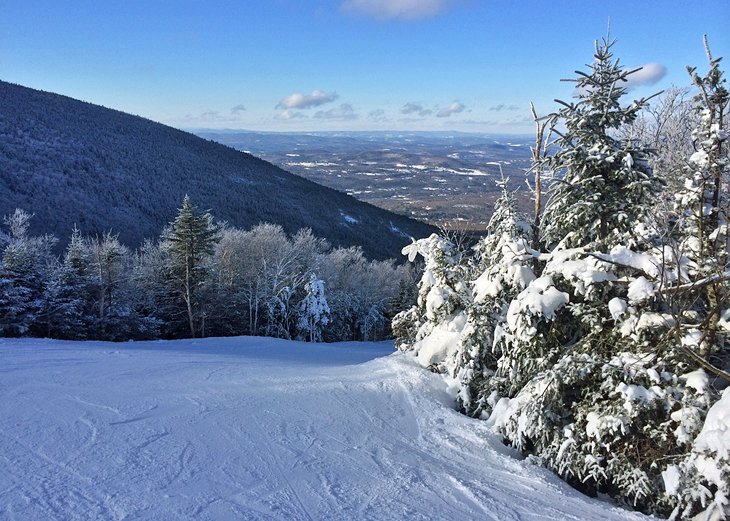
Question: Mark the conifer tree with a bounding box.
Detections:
[160,195,220,337]
[393,233,470,372]
[0,210,56,336]
[456,181,535,415]
[41,227,90,338]
[541,38,660,250]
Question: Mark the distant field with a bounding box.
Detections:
[197,131,534,231]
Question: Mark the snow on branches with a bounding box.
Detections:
[395,37,730,519]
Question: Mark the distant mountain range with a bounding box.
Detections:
[195,130,534,230]
[0,81,435,260]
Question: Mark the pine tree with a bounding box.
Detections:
[41,227,91,338]
[0,210,56,336]
[454,181,535,415]
[541,37,661,250]
[393,233,471,373]
[666,39,730,520]
[160,195,220,337]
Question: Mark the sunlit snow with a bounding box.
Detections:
[0,337,650,520]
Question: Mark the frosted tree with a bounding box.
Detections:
[297,273,330,342]
[457,181,535,416]
[661,39,730,520]
[41,227,91,338]
[541,38,660,250]
[0,209,56,336]
[320,246,407,341]
[87,233,127,330]
[621,86,697,194]
[459,38,725,515]
[673,37,729,360]
[393,233,471,373]
[160,195,220,337]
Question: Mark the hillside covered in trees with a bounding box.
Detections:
[0,80,435,260]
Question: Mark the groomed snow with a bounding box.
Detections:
[0,337,650,520]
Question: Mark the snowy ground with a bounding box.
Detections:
[0,337,651,520]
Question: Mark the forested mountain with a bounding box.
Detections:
[0,80,435,260]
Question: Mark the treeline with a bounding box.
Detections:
[394,38,729,518]
[0,197,415,342]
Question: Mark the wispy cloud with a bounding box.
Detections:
[400,102,432,117]
[185,109,247,124]
[200,110,221,120]
[276,90,338,110]
[275,109,307,120]
[230,104,246,114]
[342,0,447,20]
[436,101,465,118]
[314,103,358,120]
[488,104,520,112]
[625,63,667,89]
[575,62,668,97]
[369,109,389,122]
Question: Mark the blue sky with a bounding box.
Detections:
[1,0,728,133]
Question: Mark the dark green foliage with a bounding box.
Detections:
[160,196,220,338]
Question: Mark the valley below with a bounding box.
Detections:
[196,131,534,231]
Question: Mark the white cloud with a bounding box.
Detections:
[276,90,338,110]
[400,102,432,117]
[275,109,307,120]
[436,101,465,118]
[230,104,246,113]
[625,63,667,89]
[574,62,668,97]
[314,103,358,120]
[342,0,447,20]
[489,104,520,112]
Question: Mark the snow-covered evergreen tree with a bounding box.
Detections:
[456,181,535,416]
[41,227,91,338]
[393,233,470,373]
[480,39,717,515]
[541,38,660,251]
[394,37,730,518]
[662,39,730,520]
[0,209,56,336]
[673,38,729,361]
[160,195,220,338]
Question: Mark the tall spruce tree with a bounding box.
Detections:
[0,210,56,336]
[456,180,535,416]
[541,37,660,250]
[161,196,220,337]
[41,227,91,338]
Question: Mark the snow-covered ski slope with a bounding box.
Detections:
[0,337,650,520]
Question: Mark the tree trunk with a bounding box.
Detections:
[185,259,195,338]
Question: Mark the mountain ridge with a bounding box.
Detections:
[0,80,435,260]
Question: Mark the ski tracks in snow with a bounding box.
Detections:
[0,338,651,520]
